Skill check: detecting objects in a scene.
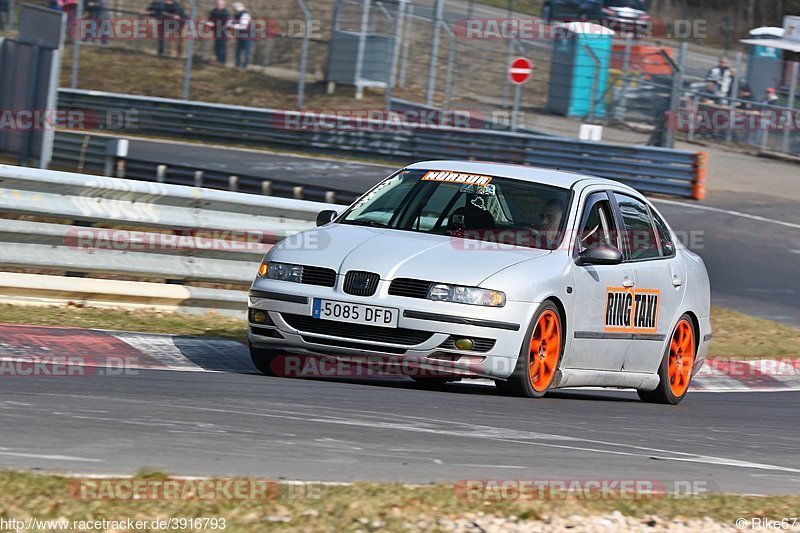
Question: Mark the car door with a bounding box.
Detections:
[611,192,687,374]
[565,191,635,371]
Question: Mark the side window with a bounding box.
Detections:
[613,193,660,260]
[578,198,618,253]
[651,209,676,257]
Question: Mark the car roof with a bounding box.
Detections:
[405,160,635,192]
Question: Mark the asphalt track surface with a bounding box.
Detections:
[1,141,798,494]
[0,368,799,494]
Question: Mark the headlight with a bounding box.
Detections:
[257,261,303,283]
[427,283,506,307]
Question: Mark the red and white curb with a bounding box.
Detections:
[0,324,798,392]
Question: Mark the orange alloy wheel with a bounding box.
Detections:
[668,319,695,397]
[528,310,561,392]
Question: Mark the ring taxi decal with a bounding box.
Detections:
[604,287,660,334]
[421,171,493,186]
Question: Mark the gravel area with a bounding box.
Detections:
[403,511,734,532]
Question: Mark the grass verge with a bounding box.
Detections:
[0,470,798,532]
[0,303,798,359]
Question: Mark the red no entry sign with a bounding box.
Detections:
[509,57,533,85]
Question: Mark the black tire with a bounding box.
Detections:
[637,314,696,405]
[249,344,279,376]
[495,301,563,398]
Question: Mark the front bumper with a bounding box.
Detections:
[247,278,533,380]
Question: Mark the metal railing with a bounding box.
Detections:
[50,131,361,205]
[0,163,332,314]
[57,88,708,199]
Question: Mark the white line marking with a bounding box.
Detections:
[37,393,796,476]
[0,451,102,462]
[652,198,800,230]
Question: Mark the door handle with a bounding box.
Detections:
[672,275,684,287]
[622,278,634,288]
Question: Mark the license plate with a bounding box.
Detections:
[311,298,398,328]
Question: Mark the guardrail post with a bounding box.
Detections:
[293,186,304,200]
[325,191,336,203]
[261,180,272,195]
[70,0,84,88]
[296,0,311,109]
[104,139,129,178]
[692,151,708,200]
[156,165,167,183]
[194,171,204,187]
[782,61,799,155]
[182,0,198,100]
[425,0,444,106]
[726,52,743,144]
[229,175,239,191]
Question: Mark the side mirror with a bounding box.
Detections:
[577,243,623,266]
[316,210,338,227]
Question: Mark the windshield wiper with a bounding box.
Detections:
[342,219,390,228]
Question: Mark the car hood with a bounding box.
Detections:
[270,223,551,287]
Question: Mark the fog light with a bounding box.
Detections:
[454,338,474,351]
[252,310,268,324]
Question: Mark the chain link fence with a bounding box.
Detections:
[3,0,799,158]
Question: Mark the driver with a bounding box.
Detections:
[538,198,564,232]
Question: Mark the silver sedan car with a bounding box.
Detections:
[248,161,711,404]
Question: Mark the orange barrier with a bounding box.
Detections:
[692,151,708,200]
[611,44,675,76]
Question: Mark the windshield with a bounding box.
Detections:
[340,169,571,250]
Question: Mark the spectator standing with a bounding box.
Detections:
[0,0,10,31]
[706,57,735,101]
[756,88,781,146]
[84,0,110,44]
[231,2,252,68]
[207,0,230,65]
[144,0,186,57]
[62,0,78,39]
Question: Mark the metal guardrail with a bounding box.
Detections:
[50,132,362,205]
[0,164,333,314]
[57,89,708,200]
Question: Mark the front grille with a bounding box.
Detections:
[388,278,433,299]
[301,265,336,287]
[439,335,496,353]
[300,336,407,354]
[343,270,380,296]
[282,314,434,346]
